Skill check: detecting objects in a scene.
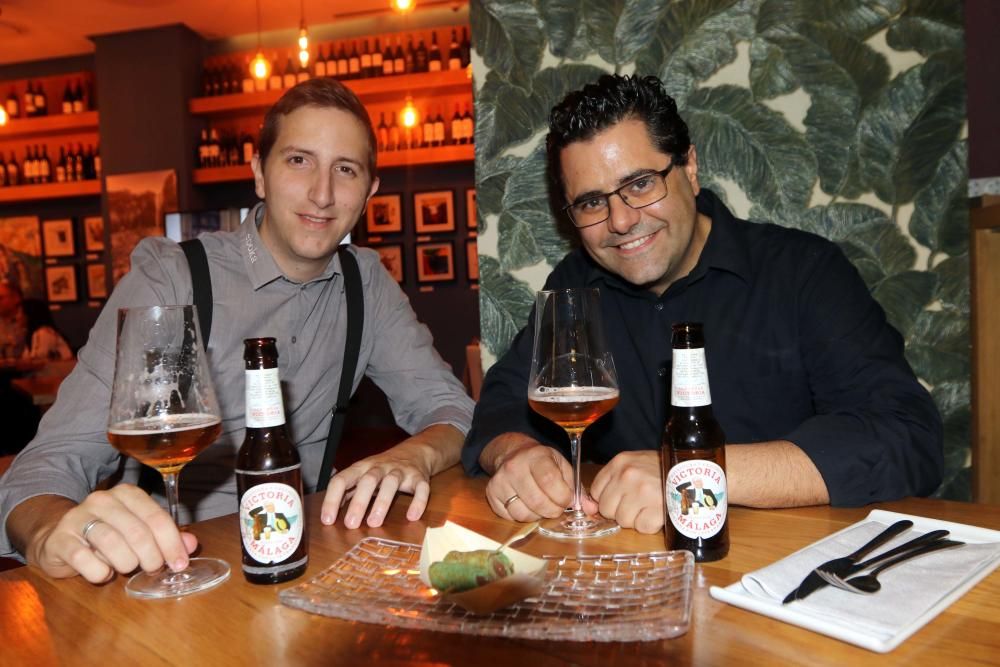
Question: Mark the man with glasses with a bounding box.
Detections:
[463,74,942,532]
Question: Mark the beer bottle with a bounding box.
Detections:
[661,322,729,562]
[236,338,308,584]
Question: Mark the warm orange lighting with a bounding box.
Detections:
[298,48,310,68]
[0,106,7,126]
[401,97,418,128]
[391,0,415,13]
[298,27,309,52]
[251,51,271,80]
[467,63,473,80]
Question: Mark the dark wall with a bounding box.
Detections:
[966,0,1000,179]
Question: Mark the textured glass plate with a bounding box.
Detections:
[279,537,694,642]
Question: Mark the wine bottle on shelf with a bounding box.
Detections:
[93,143,102,179]
[371,38,383,77]
[450,104,463,145]
[212,62,224,96]
[388,111,400,152]
[220,61,232,96]
[5,87,19,119]
[336,42,349,79]
[62,83,73,114]
[376,112,389,152]
[428,33,442,72]
[448,29,462,70]
[268,52,283,91]
[40,146,52,183]
[36,81,48,116]
[209,128,222,168]
[393,37,405,75]
[22,146,34,185]
[201,62,214,97]
[24,82,35,118]
[325,44,337,79]
[315,45,327,78]
[415,38,429,73]
[360,39,373,78]
[405,37,416,74]
[283,52,297,88]
[7,152,19,186]
[433,107,446,147]
[75,143,86,181]
[460,27,472,67]
[421,109,435,148]
[55,146,67,183]
[348,41,361,79]
[197,129,209,168]
[0,154,6,188]
[242,55,256,94]
[462,104,475,144]
[241,132,255,165]
[73,79,86,112]
[296,54,309,83]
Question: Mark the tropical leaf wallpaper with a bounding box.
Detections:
[470,0,969,500]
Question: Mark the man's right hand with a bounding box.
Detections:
[9,487,197,583]
[480,433,598,521]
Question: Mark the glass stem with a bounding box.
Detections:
[161,471,181,526]
[568,429,584,515]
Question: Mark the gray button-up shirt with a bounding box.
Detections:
[0,204,474,558]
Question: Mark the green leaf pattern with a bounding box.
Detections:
[472,0,969,499]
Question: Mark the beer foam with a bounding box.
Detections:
[108,413,221,435]
[529,386,620,403]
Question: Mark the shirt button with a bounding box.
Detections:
[658,368,667,377]
[654,303,664,311]
[291,336,297,344]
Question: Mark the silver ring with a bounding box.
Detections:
[80,518,104,543]
[503,494,520,510]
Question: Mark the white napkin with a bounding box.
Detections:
[742,519,1000,642]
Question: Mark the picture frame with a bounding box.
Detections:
[466,239,479,281]
[83,215,105,252]
[466,188,477,229]
[87,263,108,299]
[366,194,403,235]
[414,191,455,234]
[45,265,78,303]
[375,245,404,283]
[416,242,455,283]
[42,219,76,258]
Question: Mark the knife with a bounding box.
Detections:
[782,518,913,604]
[833,529,952,579]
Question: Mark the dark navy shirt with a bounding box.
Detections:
[462,190,943,506]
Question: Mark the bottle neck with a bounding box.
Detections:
[245,366,286,428]
[670,346,712,408]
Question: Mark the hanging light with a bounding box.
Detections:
[401,96,418,128]
[250,0,271,81]
[297,0,310,67]
[391,0,415,13]
[0,106,8,127]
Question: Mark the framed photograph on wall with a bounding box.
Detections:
[366,194,403,235]
[414,191,455,234]
[45,265,78,303]
[87,263,108,299]
[466,239,479,281]
[466,189,477,229]
[375,245,404,283]
[83,215,105,252]
[42,219,76,258]
[416,242,455,283]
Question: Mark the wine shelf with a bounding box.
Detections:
[0,179,101,203]
[0,111,99,140]
[193,144,474,184]
[189,69,471,116]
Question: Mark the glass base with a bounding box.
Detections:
[538,509,620,540]
[125,557,231,599]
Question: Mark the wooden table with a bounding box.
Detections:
[2,465,999,666]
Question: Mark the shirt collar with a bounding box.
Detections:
[240,202,343,290]
[583,188,753,295]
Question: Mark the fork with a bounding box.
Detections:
[818,539,965,594]
[815,529,950,591]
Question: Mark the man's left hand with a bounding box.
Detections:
[589,450,664,534]
[319,424,463,529]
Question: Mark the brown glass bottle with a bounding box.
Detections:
[236,338,308,584]
[661,322,730,562]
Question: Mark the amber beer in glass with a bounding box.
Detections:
[662,322,729,562]
[236,338,308,584]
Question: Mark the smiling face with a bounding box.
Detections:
[252,105,379,282]
[559,119,711,296]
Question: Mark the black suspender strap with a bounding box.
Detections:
[317,245,364,492]
[180,239,213,346]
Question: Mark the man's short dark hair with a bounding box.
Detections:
[546,74,691,199]
[257,78,377,178]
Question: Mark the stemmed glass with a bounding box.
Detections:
[107,305,230,598]
[528,287,620,539]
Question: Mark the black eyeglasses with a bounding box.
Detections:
[563,164,674,229]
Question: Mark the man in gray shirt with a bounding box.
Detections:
[1,78,474,584]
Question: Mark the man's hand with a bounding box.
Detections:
[9,488,196,583]
[320,424,463,529]
[589,451,664,534]
[480,433,598,521]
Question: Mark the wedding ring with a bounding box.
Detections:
[80,518,104,543]
[503,494,520,510]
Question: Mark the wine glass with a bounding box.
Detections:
[107,305,230,598]
[528,287,620,539]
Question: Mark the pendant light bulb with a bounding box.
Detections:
[298,26,309,52]
[0,106,8,127]
[391,0,415,13]
[401,97,418,128]
[251,51,271,80]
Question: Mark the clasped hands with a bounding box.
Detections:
[485,438,665,534]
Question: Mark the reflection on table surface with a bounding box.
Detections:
[1,463,999,666]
